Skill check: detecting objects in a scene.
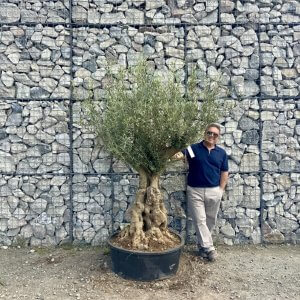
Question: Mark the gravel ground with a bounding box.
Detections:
[0,244,299,300]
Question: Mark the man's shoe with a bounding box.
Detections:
[198,248,208,258]
[207,250,218,262]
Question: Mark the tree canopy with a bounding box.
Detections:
[82,60,221,175]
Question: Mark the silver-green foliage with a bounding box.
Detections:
[82,60,221,175]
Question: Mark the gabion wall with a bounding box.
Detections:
[0,0,299,247]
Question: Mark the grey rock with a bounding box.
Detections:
[0,201,11,219]
[240,29,257,46]
[30,87,50,99]
[279,158,296,172]
[1,73,14,87]
[240,153,259,172]
[201,10,218,24]
[30,199,48,214]
[0,129,8,140]
[0,152,16,173]
[72,6,87,22]
[101,12,126,24]
[275,215,299,234]
[88,9,100,24]
[249,54,259,69]
[241,130,259,145]
[91,228,109,246]
[220,223,235,238]
[245,69,259,80]
[7,217,26,229]
[20,225,33,239]
[56,226,68,242]
[6,113,22,127]
[221,13,235,23]
[220,0,235,13]
[125,9,144,24]
[199,36,215,50]
[0,3,20,23]
[244,81,259,97]
[32,223,46,239]
[239,116,259,131]
[261,53,274,66]
[16,83,30,99]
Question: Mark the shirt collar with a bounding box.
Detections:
[200,140,220,151]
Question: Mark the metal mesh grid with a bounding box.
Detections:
[0,100,70,175]
[0,0,299,246]
[0,174,71,246]
[0,1,70,24]
[260,23,300,98]
[0,25,71,101]
[186,24,260,99]
[220,0,300,24]
[71,0,220,25]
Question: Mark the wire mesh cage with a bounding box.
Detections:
[220,0,300,24]
[0,0,70,25]
[71,0,220,25]
[0,100,70,175]
[0,0,299,247]
[0,24,71,101]
[0,174,71,247]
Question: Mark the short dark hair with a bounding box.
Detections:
[205,123,221,133]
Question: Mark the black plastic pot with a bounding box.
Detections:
[107,231,184,281]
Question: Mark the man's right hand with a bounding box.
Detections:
[170,152,185,161]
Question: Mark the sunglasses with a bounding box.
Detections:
[206,131,219,138]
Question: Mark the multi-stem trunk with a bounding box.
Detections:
[119,168,178,250]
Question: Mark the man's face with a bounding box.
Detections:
[204,126,220,145]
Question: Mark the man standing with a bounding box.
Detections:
[173,123,229,261]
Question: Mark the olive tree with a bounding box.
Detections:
[82,60,221,250]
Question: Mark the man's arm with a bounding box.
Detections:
[220,171,229,190]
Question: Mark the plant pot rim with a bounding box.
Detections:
[107,229,184,256]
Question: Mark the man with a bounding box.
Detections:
[173,123,229,261]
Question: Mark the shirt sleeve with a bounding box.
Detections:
[182,146,193,159]
[221,152,229,172]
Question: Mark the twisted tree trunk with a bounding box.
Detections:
[119,168,179,250]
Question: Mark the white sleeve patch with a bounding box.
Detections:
[187,146,195,158]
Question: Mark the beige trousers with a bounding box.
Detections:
[187,186,223,251]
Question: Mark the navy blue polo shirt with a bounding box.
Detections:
[185,141,228,188]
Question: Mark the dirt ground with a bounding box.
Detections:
[0,244,299,300]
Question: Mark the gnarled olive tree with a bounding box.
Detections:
[82,60,221,250]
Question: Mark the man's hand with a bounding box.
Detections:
[170,152,185,161]
[220,171,229,190]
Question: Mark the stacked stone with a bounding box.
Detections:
[72,175,112,245]
[262,99,299,173]
[262,172,300,244]
[186,24,260,99]
[0,25,71,100]
[0,100,70,174]
[72,172,187,245]
[0,2,70,24]
[217,174,261,245]
[72,0,218,25]
[0,174,70,246]
[220,0,300,24]
[72,25,185,100]
[0,99,71,246]
[261,99,300,243]
[220,99,260,174]
[260,24,300,98]
[0,0,299,246]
